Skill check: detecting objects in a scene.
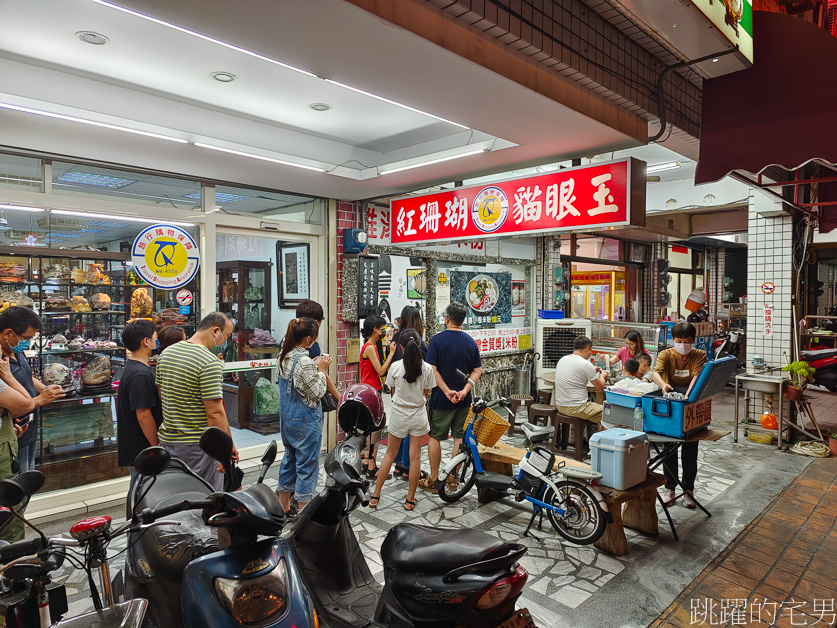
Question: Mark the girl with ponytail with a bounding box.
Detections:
[276,317,334,516]
[367,329,435,512]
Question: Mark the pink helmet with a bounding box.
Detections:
[338,384,385,435]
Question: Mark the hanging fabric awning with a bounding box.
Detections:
[695,10,837,185]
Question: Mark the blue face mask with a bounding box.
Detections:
[156,339,161,349]
[12,339,30,353]
[211,331,227,356]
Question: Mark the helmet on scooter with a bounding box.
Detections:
[338,384,385,435]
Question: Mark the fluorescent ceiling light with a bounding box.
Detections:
[184,192,247,203]
[324,79,469,130]
[0,204,44,212]
[50,209,194,227]
[0,102,187,144]
[92,0,316,78]
[57,171,136,188]
[194,143,326,173]
[380,148,488,175]
[92,0,468,131]
[646,161,682,174]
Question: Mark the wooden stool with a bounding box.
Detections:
[593,472,667,555]
[551,411,594,461]
[506,394,534,436]
[528,403,557,428]
[536,388,553,405]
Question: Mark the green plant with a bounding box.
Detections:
[781,361,816,390]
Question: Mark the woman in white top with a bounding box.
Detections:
[368,330,435,511]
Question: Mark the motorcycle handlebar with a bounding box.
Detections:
[0,536,43,563]
[354,488,369,508]
[141,497,217,524]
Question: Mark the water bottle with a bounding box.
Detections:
[633,405,644,432]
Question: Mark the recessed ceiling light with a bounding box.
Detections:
[211,71,237,83]
[672,23,678,28]
[712,58,719,63]
[309,103,332,112]
[76,31,110,45]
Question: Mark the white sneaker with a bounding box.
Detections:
[683,491,697,509]
[660,488,676,505]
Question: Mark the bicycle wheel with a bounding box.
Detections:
[544,480,606,545]
[437,455,477,503]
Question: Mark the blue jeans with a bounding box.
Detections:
[277,355,323,503]
[17,442,36,473]
[395,435,410,469]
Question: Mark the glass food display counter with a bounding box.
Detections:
[589,320,666,364]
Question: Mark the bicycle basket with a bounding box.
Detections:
[465,406,510,447]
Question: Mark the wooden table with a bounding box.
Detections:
[594,472,667,556]
[539,370,607,404]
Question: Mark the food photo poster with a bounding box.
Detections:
[450,271,512,325]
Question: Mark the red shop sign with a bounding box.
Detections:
[390,158,645,244]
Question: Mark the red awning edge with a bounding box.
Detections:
[695,11,837,185]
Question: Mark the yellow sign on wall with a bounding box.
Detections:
[131,225,200,289]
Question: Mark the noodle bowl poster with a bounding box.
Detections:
[450,271,512,325]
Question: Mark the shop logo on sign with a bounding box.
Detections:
[472,186,509,233]
[132,225,200,290]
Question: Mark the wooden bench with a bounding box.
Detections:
[477,440,665,555]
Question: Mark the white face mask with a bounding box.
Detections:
[674,342,693,355]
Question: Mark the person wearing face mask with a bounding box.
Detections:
[276,317,334,516]
[116,320,162,485]
[0,307,65,474]
[652,321,707,508]
[156,311,238,490]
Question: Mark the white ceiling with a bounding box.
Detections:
[0,0,643,200]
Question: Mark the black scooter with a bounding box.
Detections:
[126,421,536,627]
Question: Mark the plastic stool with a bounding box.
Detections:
[536,388,553,405]
[552,411,596,461]
[507,394,534,435]
[528,403,558,428]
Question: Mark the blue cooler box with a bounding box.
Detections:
[640,356,739,438]
[590,428,649,490]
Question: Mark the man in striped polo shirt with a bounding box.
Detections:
[156,311,238,490]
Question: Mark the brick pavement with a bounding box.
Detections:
[652,456,837,628]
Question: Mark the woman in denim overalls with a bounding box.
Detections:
[276,318,334,516]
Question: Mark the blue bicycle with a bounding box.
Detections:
[435,371,610,545]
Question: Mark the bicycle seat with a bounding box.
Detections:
[521,422,554,443]
[381,523,509,574]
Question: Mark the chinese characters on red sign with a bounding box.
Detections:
[463,327,532,354]
[764,303,773,336]
[389,160,638,244]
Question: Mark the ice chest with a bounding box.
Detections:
[640,356,739,438]
[602,402,637,427]
[604,389,643,409]
[590,428,649,490]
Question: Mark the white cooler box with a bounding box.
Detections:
[590,428,649,490]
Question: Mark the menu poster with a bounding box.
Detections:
[512,280,526,317]
[450,271,512,325]
[358,256,380,318]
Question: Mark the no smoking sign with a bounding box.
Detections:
[176,290,193,306]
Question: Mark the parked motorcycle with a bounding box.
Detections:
[0,470,150,627]
[799,347,837,392]
[125,382,535,627]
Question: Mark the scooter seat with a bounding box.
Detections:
[380,523,509,574]
[521,422,554,443]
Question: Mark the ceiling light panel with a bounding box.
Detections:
[193,142,327,173]
[184,191,247,203]
[57,171,136,188]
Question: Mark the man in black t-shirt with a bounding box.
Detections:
[117,320,162,483]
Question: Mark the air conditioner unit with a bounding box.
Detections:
[37,217,89,231]
[535,318,593,382]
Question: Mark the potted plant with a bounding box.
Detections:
[830,433,837,457]
[781,360,815,401]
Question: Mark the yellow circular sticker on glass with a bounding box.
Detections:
[131,225,200,289]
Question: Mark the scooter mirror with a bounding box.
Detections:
[134,447,171,477]
[261,441,277,467]
[200,427,234,465]
[14,471,45,499]
[0,480,24,508]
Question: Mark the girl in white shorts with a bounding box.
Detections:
[368,329,435,511]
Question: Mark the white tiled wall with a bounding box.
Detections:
[746,195,794,369]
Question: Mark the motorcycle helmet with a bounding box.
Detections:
[338,383,385,435]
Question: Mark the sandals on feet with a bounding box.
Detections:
[446,474,459,491]
[394,464,409,480]
[368,495,380,509]
[403,498,416,511]
[417,477,437,493]
[365,466,392,480]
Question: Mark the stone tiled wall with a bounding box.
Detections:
[707,248,726,319]
[336,201,361,423]
[745,196,794,370]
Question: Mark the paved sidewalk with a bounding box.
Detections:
[652,456,837,628]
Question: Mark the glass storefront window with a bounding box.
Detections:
[52,161,201,210]
[215,185,324,225]
[0,153,42,193]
